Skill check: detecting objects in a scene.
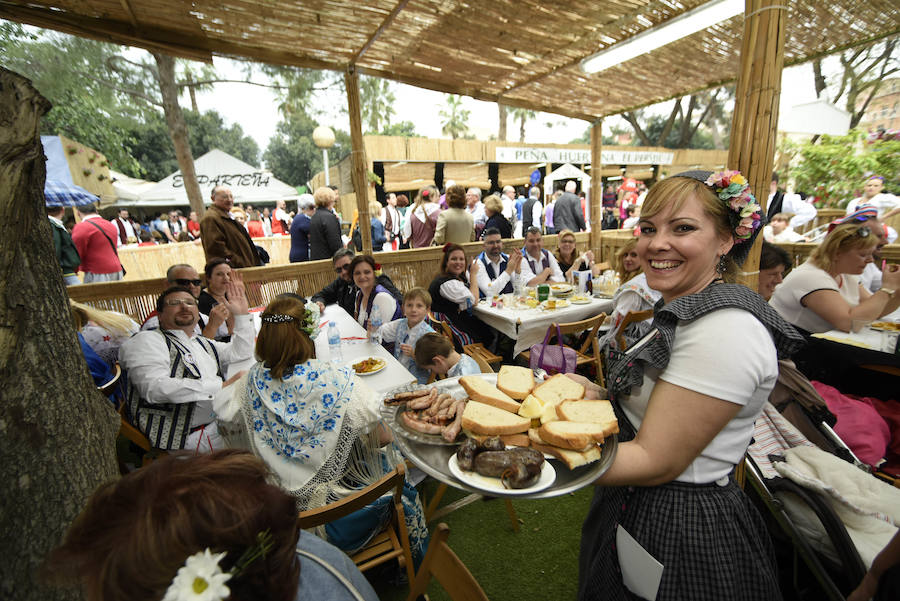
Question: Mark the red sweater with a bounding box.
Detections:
[71,216,123,275]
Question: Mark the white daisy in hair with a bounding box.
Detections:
[162,549,232,601]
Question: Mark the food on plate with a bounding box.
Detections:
[556,400,619,436]
[394,387,467,442]
[550,283,573,293]
[384,388,432,405]
[539,421,610,450]
[461,401,531,436]
[540,402,561,425]
[871,321,900,331]
[459,376,520,412]
[533,373,585,406]
[464,430,531,448]
[455,436,545,489]
[517,394,544,419]
[528,429,603,470]
[352,357,385,374]
[570,294,590,303]
[496,365,535,400]
[545,299,557,310]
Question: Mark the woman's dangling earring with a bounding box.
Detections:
[716,254,728,274]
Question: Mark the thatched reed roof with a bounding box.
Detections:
[1,0,897,120]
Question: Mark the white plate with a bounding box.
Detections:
[350,357,386,376]
[569,296,592,305]
[448,453,556,495]
[540,299,570,310]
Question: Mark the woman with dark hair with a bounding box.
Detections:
[428,243,491,344]
[215,296,428,562]
[569,170,805,601]
[482,194,512,238]
[198,257,234,341]
[349,254,401,329]
[46,450,379,601]
[433,184,475,245]
[758,241,791,301]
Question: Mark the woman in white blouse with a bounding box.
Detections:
[427,243,492,345]
[349,254,400,329]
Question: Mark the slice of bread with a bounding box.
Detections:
[463,429,531,448]
[533,373,585,406]
[556,400,619,436]
[459,376,520,413]
[496,365,534,400]
[530,440,603,470]
[461,401,530,436]
[539,421,609,450]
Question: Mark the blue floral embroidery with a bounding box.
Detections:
[323,418,336,431]
[286,402,298,414]
[270,391,282,404]
[308,371,318,381]
[322,393,335,408]
[252,398,262,410]
[253,419,264,432]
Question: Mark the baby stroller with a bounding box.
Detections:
[743,360,900,600]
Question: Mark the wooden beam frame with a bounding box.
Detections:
[346,67,373,254]
[590,119,604,257]
[351,0,411,65]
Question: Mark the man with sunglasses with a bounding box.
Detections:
[140,264,229,340]
[311,248,402,314]
[119,277,252,451]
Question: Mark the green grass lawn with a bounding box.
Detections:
[368,479,595,601]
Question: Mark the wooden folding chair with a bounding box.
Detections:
[463,347,495,374]
[297,463,416,585]
[406,523,489,601]
[462,343,502,367]
[97,362,122,399]
[614,309,654,351]
[519,313,606,387]
[116,402,167,472]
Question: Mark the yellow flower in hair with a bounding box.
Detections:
[731,174,746,186]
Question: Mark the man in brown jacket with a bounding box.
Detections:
[199,186,261,268]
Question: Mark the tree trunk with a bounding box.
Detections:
[153,52,205,217]
[622,112,652,146]
[656,99,681,146]
[0,66,120,600]
[812,59,827,98]
[497,104,508,141]
[187,72,199,112]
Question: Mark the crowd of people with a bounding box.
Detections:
[54,169,900,601]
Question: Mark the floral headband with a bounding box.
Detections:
[673,169,765,266]
[260,301,320,340]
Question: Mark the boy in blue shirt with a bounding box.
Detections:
[377,287,435,384]
[414,332,480,379]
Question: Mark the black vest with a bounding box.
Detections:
[521,197,541,231]
[767,190,784,221]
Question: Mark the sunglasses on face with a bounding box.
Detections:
[172,278,202,287]
[165,298,198,307]
[335,264,350,274]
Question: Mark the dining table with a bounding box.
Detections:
[232,304,417,394]
[474,293,615,356]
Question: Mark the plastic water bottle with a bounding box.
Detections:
[369,306,383,345]
[327,321,342,363]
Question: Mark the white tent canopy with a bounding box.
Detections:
[136,149,298,207]
[778,99,851,136]
[110,170,157,203]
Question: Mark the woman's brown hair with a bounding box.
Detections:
[348,254,377,288]
[45,451,301,601]
[554,229,578,266]
[810,222,878,273]
[256,296,316,377]
[640,176,738,282]
[614,236,641,282]
[445,184,466,209]
[439,243,467,278]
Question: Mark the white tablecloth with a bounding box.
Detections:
[813,326,899,354]
[233,305,416,395]
[474,296,615,355]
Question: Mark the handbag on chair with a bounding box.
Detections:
[529,324,576,374]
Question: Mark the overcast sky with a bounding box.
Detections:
[188,56,830,165]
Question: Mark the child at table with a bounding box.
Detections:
[377,287,435,384]
[414,332,480,379]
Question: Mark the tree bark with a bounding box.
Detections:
[497,103,507,141]
[186,72,199,112]
[656,99,681,146]
[0,66,120,600]
[812,59,826,98]
[153,52,205,217]
[622,112,652,146]
[346,68,372,254]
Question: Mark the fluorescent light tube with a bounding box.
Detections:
[580,0,744,74]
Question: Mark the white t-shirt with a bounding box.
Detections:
[769,261,861,333]
[356,291,397,328]
[621,309,778,483]
[439,277,477,311]
[519,249,565,283]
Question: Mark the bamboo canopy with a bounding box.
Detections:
[0,1,896,121]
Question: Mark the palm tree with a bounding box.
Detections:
[509,107,536,142]
[360,75,396,133]
[439,95,470,139]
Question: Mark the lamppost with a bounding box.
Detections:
[312,125,336,186]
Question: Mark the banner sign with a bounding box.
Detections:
[172,172,271,188]
[494,147,674,165]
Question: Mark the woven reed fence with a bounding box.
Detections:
[68,233,595,322]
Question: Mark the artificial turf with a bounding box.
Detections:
[369,479,595,601]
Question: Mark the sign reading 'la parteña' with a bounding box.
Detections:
[172,172,271,188]
[494,147,674,165]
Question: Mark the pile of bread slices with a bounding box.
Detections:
[459,366,618,469]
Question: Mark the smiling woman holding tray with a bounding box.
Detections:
[569,171,804,601]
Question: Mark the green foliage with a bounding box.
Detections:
[439,95,470,139]
[126,109,260,181]
[786,129,900,208]
[639,113,715,149]
[509,107,536,142]
[569,126,619,145]
[359,75,396,134]
[263,111,351,187]
[257,63,333,117]
[380,120,418,137]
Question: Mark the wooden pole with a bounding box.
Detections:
[590,119,604,258]
[727,0,786,291]
[345,67,373,254]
